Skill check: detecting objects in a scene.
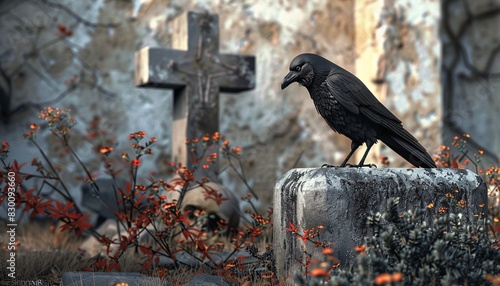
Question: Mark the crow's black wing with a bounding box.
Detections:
[324,72,402,124]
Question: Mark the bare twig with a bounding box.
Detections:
[40,0,121,28]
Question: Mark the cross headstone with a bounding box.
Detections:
[135,11,255,181]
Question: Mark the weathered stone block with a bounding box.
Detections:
[62,271,231,286]
[183,273,231,286]
[61,272,163,286]
[273,168,487,280]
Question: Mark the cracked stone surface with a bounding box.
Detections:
[273,167,487,279]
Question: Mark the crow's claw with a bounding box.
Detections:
[321,164,338,168]
[345,163,378,168]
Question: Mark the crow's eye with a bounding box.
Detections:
[295,66,301,71]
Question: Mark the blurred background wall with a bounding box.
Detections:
[0,0,497,211]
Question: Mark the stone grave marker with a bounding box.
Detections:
[61,272,162,286]
[135,11,255,182]
[273,167,488,280]
[62,271,230,286]
[184,273,231,286]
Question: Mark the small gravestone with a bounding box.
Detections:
[62,271,232,286]
[183,273,231,286]
[61,272,162,286]
[273,167,487,280]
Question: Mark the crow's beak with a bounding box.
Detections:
[281,71,298,90]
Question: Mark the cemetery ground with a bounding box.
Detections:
[0,220,272,285]
[1,108,500,285]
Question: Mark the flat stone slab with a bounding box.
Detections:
[273,168,487,280]
[183,273,231,286]
[61,272,163,286]
[61,271,232,286]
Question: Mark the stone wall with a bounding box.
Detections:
[1,0,445,211]
[441,0,500,167]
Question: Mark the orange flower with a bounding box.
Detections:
[206,152,217,162]
[99,146,113,155]
[135,185,146,191]
[57,24,67,33]
[121,152,129,160]
[309,267,328,278]
[163,202,177,210]
[261,272,274,279]
[127,131,145,140]
[392,272,403,282]
[354,244,366,252]
[212,132,221,141]
[233,146,242,156]
[131,159,141,167]
[485,274,500,286]
[0,141,10,155]
[438,207,449,214]
[374,273,392,285]
[322,248,334,255]
[30,123,40,130]
[23,130,36,139]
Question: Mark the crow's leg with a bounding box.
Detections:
[339,142,361,167]
[358,142,372,166]
[322,141,367,168]
[348,142,377,168]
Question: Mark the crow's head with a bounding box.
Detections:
[281,53,332,90]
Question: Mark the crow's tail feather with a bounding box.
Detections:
[380,132,436,168]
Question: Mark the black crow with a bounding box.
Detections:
[281,53,436,168]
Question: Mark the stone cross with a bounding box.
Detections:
[135,11,255,181]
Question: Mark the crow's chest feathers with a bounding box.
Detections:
[311,93,346,133]
[311,92,377,143]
